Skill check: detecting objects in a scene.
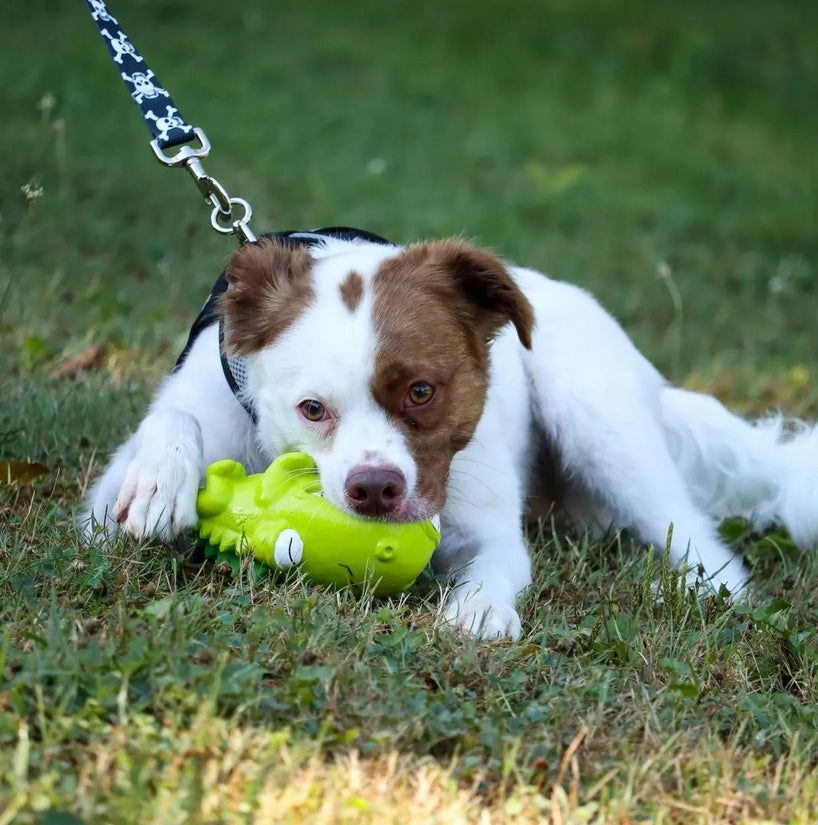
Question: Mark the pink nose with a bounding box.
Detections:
[345,466,407,518]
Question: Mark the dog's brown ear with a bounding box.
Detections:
[431,240,534,349]
[218,238,315,356]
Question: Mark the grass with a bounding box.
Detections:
[2,0,818,821]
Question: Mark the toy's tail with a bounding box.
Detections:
[661,387,818,547]
[197,459,248,517]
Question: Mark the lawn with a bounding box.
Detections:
[2,0,818,822]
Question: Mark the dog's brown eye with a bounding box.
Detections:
[299,399,327,421]
[407,381,435,406]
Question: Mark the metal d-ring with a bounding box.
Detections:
[210,197,257,244]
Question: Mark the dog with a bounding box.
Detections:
[82,226,818,639]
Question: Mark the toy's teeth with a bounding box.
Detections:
[431,514,441,531]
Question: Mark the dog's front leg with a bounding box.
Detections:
[438,532,532,641]
[434,459,532,641]
[96,408,204,542]
[82,325,258,543]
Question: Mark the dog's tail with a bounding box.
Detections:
[661,387,818,548]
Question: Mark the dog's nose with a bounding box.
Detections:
[345,466,407,518]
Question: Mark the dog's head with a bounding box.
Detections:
[220,237,533,522]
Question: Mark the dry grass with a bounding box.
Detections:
[4,709,817,825]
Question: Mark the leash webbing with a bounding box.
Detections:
[84,0,257,243]
[84,3,395,421]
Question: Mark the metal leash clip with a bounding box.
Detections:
[150,128,257,245]
[86,0,257,246]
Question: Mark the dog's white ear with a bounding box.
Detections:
[431,240,534,349]
[219,239,315,356]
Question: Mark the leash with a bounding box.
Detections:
[84,0,257,245]
[84,1,394,423]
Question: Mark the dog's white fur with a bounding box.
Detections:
[83,236,818,639]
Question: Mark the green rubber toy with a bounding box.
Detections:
[197,452,440,596]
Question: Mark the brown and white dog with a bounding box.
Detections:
[83,229,818,639]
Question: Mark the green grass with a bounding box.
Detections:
[2,0,818,821]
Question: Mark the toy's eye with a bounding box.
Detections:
[299,399,327,422]
[407,381,435,406]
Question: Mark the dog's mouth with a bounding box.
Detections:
[351,499,439,525]
[314,487,438,525]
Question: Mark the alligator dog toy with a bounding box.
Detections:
[197,452,440,596]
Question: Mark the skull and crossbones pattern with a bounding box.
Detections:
[101,28,143,65]
[145,106,193,143]
[88,0,118,24]
[121,69,170,105]
[92,3,194,147]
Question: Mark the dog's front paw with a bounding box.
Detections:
[443,592,522,641]
[114,451,200,542]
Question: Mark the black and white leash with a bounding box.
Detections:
[84,0,396,423]
[84,0,257,245]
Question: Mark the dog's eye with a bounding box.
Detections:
[299,399,327,421]
[407,381,435,406]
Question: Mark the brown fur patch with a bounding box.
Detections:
[371,240,535,512]
[339,270,364,313]
[218,239,315,356]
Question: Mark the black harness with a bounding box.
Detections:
[173,227,393,423]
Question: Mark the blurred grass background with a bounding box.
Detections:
[1,1,818,822]
[3,0,817,419]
